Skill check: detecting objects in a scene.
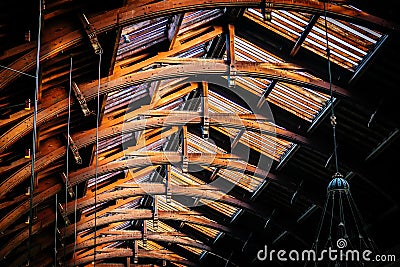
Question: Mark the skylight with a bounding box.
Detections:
[231,37,330,122]
[244,8,383,71]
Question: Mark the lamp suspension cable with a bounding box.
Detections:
[73,185,78,266]
[54,194,58,267]
[66,57,73,212]
[323,1,339,174]
[28,0,43,265]
[94,49,103,266]
[62,56,73,266]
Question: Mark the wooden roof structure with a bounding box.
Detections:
[1,0,400,266]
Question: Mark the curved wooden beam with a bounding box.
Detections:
[82,61,351,100]
[0,183,62,233]
[0,110,308,198]
[0,0,396,90]
[68,153,267,186]
[68,248,197,267]
[0,208,54,259]
[62,210,231,237]
[0,146,66,199]
[73,111,310,149]
[0,61,335,154]
[63,231,211,255]
[64,183,262,218]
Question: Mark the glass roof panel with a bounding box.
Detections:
[244,8,383,71]
[231,36,330,122]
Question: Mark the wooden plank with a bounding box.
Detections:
[0,146,66,199]
[0,110,308,198]
[63,231,211,255]
[67,153,268,187]
[0,182,62,233]
[62,210,231,237]
[0,60,350,155]
[68,248,197,267]
[114,26,223,75]
[0,208,54,259]
[63,183,263,218]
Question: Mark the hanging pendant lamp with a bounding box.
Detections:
[308,2,378,266]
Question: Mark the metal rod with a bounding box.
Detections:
[28,0,42,263]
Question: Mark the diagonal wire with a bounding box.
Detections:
[28,0,42,264]
[0,64,37,78]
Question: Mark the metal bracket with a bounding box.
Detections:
[71,81,91,117]
[64,133,82,164]
[133,240,139,263]
[153,195,159,230]
[61,172,75,199]
[228,66,236,88]
[165,164,172,203]
[57,203,71,226]
[142,220,147,247]
[79,13,103,55]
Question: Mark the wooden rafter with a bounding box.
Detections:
[63,231,211,255]
[68,248,197,267]
[0,60,350,155]
[0,0,397,91]
[63,183,264,218]
[61,210,231,237]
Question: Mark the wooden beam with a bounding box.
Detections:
[64,183,263,217]
[73,112,310,149]
[83,60,354,101]
[290,15,319,57]
[348,34,389,85]
[0,146,66,199]
[114,26,223,75]
[68,248,197,267]
[62,210,231,237]
[0,0,396,91]
[167,14,184,50]
[63,231,211,255]
[0,182,61,233]
[0,60,351,154]
[0,208,54,259]
[0,111,309,198]
[66,153,268,188]
[226,24,235,66]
